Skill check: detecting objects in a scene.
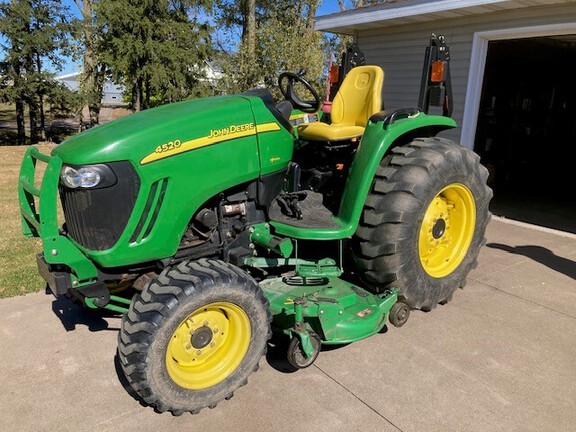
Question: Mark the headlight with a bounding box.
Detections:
[77,167,101,188]
[60,164,116,189]
[61,166,83,188]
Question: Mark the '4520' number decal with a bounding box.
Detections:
[155,139,182,154]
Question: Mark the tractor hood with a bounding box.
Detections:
[52,95,258,166]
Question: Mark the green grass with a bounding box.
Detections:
[0,144,55,298]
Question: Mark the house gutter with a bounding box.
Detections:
[315,0,512,33]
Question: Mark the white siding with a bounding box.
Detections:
[357,3,576,141]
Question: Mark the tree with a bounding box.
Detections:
[0,0,71,144]
[27,0,71,142]
[74,0,106,128]
[255,1,324,90]
[337,0,385,11]
[0,1,27,145]
[216,0,325,95]
[242,0,257,89]
[214,0,259,89]
[95,0,213,112]
[44,81,84,141]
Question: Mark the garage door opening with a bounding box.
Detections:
[474,35,576,233]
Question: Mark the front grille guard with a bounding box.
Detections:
[18,146,98,283]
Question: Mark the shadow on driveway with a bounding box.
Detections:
[50,294,121,332]
[487,243,576,281]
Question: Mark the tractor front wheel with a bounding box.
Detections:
[118,259,271,415]
[352,138,492,310]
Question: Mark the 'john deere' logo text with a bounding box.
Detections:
[209,122,255,139]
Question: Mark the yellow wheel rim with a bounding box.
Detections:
[419,183,476,278]
[166,302,251,390]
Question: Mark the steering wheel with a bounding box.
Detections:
[278,71,321,114]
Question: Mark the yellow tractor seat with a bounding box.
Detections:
[298,65,384,142]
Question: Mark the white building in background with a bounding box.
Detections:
[57,61,224,103]
[56,72,125,104]
[202,60,224,84]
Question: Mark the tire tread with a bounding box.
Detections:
[352,138,492,310]
[118,259,271,415]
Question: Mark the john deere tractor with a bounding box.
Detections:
[19,36,491,414]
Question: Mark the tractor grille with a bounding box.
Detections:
[60,161,140,251]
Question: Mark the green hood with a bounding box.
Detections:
[52,95,255,165]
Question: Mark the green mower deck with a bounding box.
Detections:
[262,277,398,356]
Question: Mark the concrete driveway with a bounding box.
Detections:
[1,218,575,432]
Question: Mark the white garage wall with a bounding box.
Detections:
[356,3,576,143]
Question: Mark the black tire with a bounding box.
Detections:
[287,332,321,369]
[118,259,271,415]
[389,302,410,327]
[352,137,492,310]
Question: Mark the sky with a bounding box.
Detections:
[317,0,342,16]
[58,0,343,75]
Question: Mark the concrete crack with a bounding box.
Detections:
[313,363,405,432]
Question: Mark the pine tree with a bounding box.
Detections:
[74,0,106,128]
[0,0,71,144]
[96,0,213,111]
[0,1,31,145]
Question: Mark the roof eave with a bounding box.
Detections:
[314,0,514,34]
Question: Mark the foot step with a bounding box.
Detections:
[269,191,339,229]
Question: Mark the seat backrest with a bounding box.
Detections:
[330,66,384,127]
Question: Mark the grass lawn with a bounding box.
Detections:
[0,144,55,298]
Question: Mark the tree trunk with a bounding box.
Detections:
[144,77,150,110]
[29,97,39,144]
[239,0,257,89]
[35,52,46,140]
[13,55,26,145]
[15,99,25,146]
[246,0,256,60]
[132,76,142,112]
[79,0,102,127]
[306,0,319,34]
[24,47,38,143]
[38,92,45,139]
[33,0,46,140]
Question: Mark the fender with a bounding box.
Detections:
[271,110,457,240]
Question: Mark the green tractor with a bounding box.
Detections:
[18,36,491,414]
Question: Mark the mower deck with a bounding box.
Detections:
[260,276,397,345]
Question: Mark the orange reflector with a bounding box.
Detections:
[329,65,339,84]
[431,61,446,83]
[336,163,344,170]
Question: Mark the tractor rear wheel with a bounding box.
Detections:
[118,259,271,415]
[352,137,492,310]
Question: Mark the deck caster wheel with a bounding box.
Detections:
[287,332,321,369]
[389,302,410,327]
